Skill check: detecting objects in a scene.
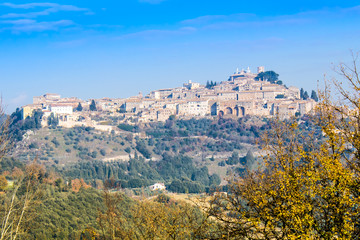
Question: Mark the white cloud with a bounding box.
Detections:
[110,5,360,43]
[0,2,91,33]
[179,5,360,31]
[1,2,89,11]
[181,13,311,31]
[203,18,312,31]
[1,9,56,19]
[1,2,57,9]
[0,2,92,19]
[2,19,35,25]
[1,19,74,33]
[181,13,256,25]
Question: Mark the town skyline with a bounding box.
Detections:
[1,1,359,113]
[20,67,316,128]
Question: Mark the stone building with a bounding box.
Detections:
[24,66,316,125]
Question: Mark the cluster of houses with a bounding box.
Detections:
[20,67,316,127]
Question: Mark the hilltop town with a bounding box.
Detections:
[20,67,316,128]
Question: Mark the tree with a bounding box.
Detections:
[226,151,239,165]
[1,103,46,239]
[0,175,7,191]
[206,119,357,239]
[205,54,360,239]
[255,70,279,84]
[206,80,217,89]
[330,52,360,225]
[0,102,9,161]
[89,100,97,111]
[240,149,255,169]
[303,90,309,99]
[98,190,217,239]
[31,109,43,129]
[71,178,90,192]
[206,80,210,88]
[135,140,151,159]
[47,113,58,127]
[98,190,134,239]
[311,90,319,102]
[300,87,304,99]
[76,102,83,112]
[100,149,106,156]
[0,161,45,240]
[131,199,212,239]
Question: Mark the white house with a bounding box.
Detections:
[177,100,209,116]
[149,183,166,191]
[50,105,73,115]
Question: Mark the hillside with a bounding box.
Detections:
[7,115,276,188]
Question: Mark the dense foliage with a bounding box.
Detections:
[255,70,280,84]
[202,55,360,239]
[60,152,220,193]
[25,187,106,239]
[205,80,217,89]
[7,108,43,141]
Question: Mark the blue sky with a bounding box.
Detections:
[1,0,360,113]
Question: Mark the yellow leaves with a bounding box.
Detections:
[80,227,99,240]
[98,192,213,240]
[201,55,360,239]
[206,113,360,239]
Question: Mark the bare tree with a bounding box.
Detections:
[0,99,10,162]
[0,102,44,240]
[0,161,45,240]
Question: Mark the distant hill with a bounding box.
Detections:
[5,114,322,193]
